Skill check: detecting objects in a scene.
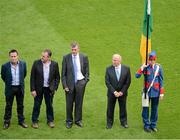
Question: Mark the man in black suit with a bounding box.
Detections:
[61,42,89,128]
[105,54,131,129]
[1,49,28,129]
[30,49,60,128]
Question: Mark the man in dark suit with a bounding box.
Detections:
[1,49,28,129]
[30,49,60,128]
[61,42,89,128]
[105,54,131,129]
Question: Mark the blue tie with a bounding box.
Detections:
[115,68,120,81]
[73,56,78,83]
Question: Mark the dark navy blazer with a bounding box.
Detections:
[1,61,27,96]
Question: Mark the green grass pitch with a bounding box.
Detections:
[0,0,180,139]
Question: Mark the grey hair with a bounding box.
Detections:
[112,54,122,61]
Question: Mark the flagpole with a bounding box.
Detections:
[144,15,149,99]
[145,15,149,66]
[144,0,150,99]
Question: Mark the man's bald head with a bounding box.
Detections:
[112,54,122,67]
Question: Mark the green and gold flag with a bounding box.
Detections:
[140,0,153,64]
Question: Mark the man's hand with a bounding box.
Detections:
[114,91,119,97]
[114,91,123,97]
[141,63,148,71]
[65,87,70,93]
[31,90,37,97]
[118,91,123,97]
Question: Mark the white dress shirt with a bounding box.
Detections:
[43,61,51,87]
[72,54,84,80]
[11,62,20,86]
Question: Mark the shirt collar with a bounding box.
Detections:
[72,53,79,58]
[10,61,19,66]
[115,64,121,69]
[149,64,155,69]
[42,60,51,64]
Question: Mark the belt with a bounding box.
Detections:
[11,85,20,88]
[43,87,49,88]
[11,85,20,87]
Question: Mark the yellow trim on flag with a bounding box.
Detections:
[140,34,151,64]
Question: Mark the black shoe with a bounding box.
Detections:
[75,121,83,127]
[144,127,151,133]
[19,122,28,128]
[121,123,129,128]
[3,123,10,129]
[66,122,72,129]
[106,123,112,129]
[151,127,158,132]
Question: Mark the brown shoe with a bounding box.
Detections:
[48,122,55,128]
[32,123,39,129]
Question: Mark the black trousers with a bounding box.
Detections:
[4,86,25,124]
[66,79,86,123]
[32,87,54,123]
[107,95,127,125]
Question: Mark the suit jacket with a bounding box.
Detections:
[105,64,131,97]
[1,61,27,96]
[30,59,60,95]
[61,53,89,91]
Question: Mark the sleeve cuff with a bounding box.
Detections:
[160,88,165,94]
[137,69,143,74]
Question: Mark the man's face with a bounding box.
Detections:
[148,59,156,65]
[71,45,79,56]
[9,52,18,64]
[112,56,120,67]
[41,52,50,63]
